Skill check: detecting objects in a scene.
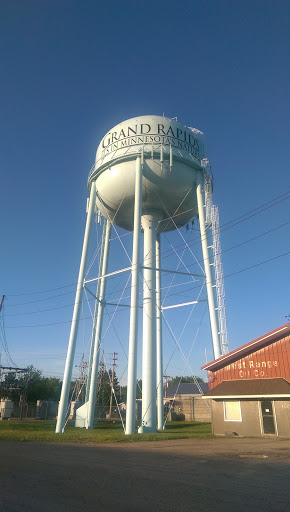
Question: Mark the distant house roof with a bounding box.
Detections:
[166,382,209,398]
[203,378,290,399]
[201,324,290,372]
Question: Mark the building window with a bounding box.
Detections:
[224,401,242,421]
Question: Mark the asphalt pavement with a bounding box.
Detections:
[0,437,289,512]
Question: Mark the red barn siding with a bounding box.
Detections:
[208,334,290,389]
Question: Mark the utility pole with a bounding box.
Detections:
[0,295,5,313]
[163,374,171,399]
[109,352,118,418]
[0,296,5,384]
[74,353,88,402]
[97,351,105,408]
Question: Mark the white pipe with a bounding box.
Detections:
[142,266,203,278]
[138,212,161,433]
[87,218,111,428]
[156,234,164,430]
[162,300,199,310]
[125,156,142,435]
[56,181,96,433]
[84,266,131,284]
[196,174,221,359]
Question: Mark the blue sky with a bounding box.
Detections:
[1,1,289,385]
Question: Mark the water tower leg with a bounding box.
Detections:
[56,181,97,433]
[138,212,161,433]
[87,218,111,429]
[125,156,142,435]
[196,175,221,360]
[156,234,164,430]
[85,217,110,402]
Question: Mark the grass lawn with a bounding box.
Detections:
[0,420,212,444]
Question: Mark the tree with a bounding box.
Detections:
[118,379,142,403]
[0,366,62,403]
[167,375,205,387]
[96,364,121,406]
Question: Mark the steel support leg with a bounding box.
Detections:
[156,234,164,430]
[56,182,96,433]
[86,218,108,402]
[87,218,111,428]
[125,156,142,435]
[138,212,161,433]
[196,174,221,359]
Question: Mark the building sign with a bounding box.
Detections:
[205,327,289,389]
[99,120,201,161]
[224,359,278,379]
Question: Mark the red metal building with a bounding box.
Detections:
[202,324,290,389]
[201,324,290,437]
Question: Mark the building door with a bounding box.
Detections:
[260,400,276,435]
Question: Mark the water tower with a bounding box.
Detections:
[55,115,229,434]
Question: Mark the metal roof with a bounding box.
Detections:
[203,378,290,399]
[201,324,290,372]
[165,382,209,398]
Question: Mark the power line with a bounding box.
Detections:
[5,189,289,301]
[6,289,81,308]
[160,192,290,261]
[164,251,290,301]
[5,250,289,329]
[5,220,288,318]
[162,221,290,270]
[0,296,18,367]
[2,221,290,317]
[7,282,78,298]
[5,212,290,311]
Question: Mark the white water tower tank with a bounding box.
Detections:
[89,115,206,232]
